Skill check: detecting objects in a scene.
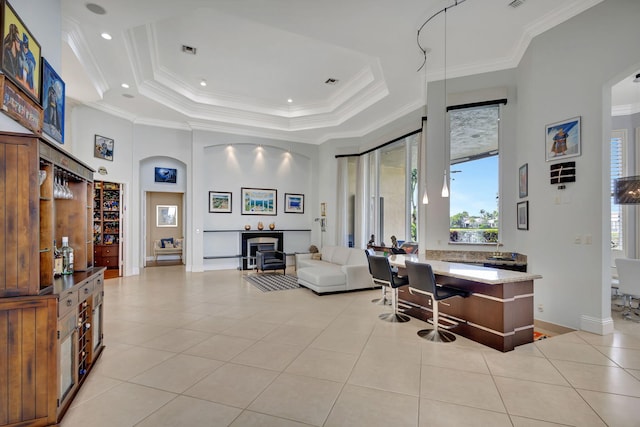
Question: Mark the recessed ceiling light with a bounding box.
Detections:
[287,98,293,103]
[121,83,129,89]
[86,3,107,15]
[200,80,207,87]
[101,32,112,40]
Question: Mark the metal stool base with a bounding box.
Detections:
[417,328,457,342]
[371,297,391,305]
[379,312,411,323]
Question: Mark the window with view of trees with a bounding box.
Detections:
[448,104,500,244]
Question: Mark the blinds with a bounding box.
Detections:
[611,135,624,250]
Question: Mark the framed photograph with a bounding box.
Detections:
[1,0,42,104]
[154,167,177,183]
[241,187,277,215]
[94,135,114,161]
[41,58,65,144]
[517,201,529,230]
[209,191,232,213]
[156,205,178,227]
[284,193,304,213]
[519,163,528,198]
[545,116,581,161]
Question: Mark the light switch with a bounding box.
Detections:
[574,235,582,244]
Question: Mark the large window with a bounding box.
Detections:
[448,104,500,243]
[611,130,626,253]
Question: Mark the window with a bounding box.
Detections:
[448,104,500,243]
[611,130,626,253]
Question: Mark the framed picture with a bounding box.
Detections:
[519,163,528,198]
[517,201,529,230]
[41,58,65,144]
[545,116,581,161]
[94,135,114,161]
[284,193,304,213]
[156,205,178,227]
[209,191,232,213]
[155,167,177,183]
[1,0,42,104]
[241,187,277,215]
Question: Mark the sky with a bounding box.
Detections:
[449,156,499,218]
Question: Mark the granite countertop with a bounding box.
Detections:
[389,254,541,285]
[427,249,527,266]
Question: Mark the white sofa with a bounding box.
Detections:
[153,238,183,261]
[295,246,373,294]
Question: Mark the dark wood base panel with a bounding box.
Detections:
[398,277,535,352]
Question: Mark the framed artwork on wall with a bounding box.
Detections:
[284,193,304,213]
[545,116,581,161]
[41,58,65,144]
[517,201,529,230]
[1,0,42,104]
[154,167,177,183]
[241,187,277,215]
[209,191,232,213]
[94,135,114,161]
[156,205,178,227]
[519,163,528,198]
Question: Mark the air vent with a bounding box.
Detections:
[182,45,197,55]
[508,0,526,8]
[324,78,339,85]
[86,3,107,15]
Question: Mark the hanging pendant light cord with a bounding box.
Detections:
[417,0,466,72]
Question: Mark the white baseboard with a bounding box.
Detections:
[580,315,615,335]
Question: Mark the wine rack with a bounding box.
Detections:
[77,299,92,379]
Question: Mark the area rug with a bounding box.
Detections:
[533,331,551,341]
[244,274,300,292]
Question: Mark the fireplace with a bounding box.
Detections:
[240,231,283,270]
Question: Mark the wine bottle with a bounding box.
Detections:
[53,239,63,277]
[61,236,74,275]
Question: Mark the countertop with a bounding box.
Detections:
[389,254,542,285]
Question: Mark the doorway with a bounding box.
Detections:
[146,191,185,267]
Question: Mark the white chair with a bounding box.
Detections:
[615,258,640,321]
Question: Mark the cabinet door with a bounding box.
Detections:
[57,309,78,410]
[0,135,39,297]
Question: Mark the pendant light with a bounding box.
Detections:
[422,55,429,204]
[441,7,450,198]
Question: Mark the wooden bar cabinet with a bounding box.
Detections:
[0,132,106,427]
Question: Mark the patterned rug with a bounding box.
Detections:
[533,331,551,341]
[244,274,300,292]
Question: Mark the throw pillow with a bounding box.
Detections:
[311,253,322,260]
[174,238,183,249]
[160,237,174,248]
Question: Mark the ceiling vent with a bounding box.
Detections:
[182,45,197,55]
[324,78,339,85]
[508,0,526,8]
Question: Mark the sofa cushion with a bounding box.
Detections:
[330,246,352,265]
[321,246,336,261]
[297,265,345,287]
[346,249,367,266]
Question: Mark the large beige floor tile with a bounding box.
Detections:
[551,359,640,396]
[219,317,280,339]
[91,346,176,381]
[59,382,175,427]
[576,330,640,350]
[129,354,223,393]
[230,410,314,427]
[261,323,324,347]
[535,340,617,366]
[285,347,358,382]
[181,315,240,333]
[595,345,640,369]
[139,327,211,352]
[494,376,606,426]
[183,333,256,361]
[309,329,370,354]
[421,343,490,374]
[183,362,278,408]
[420,365,505,412]
[324,384,419,427]
[248,373,342,426]
[68,373,122,408]
[484,352,569,385]
[578,389,640,427]
[361,335,422,365]
[136,395,241,427]
[510,416,575,426]
[108,323,174,346]
[419,398,512,427]
[348,356,421,396]
[231,340,304,371]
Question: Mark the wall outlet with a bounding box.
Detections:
[538,304,544,312]
[585,234,592,245]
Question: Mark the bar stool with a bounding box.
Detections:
[368,254,410,323]
[366,249,391,306]
[405,260,469,342]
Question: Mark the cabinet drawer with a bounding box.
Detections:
[78,279,95,302]
[58,289,78,317]
[100,246,118,256]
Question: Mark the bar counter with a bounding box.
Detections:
[389,254,542,352]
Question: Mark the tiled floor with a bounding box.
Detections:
[60,266,640,426]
